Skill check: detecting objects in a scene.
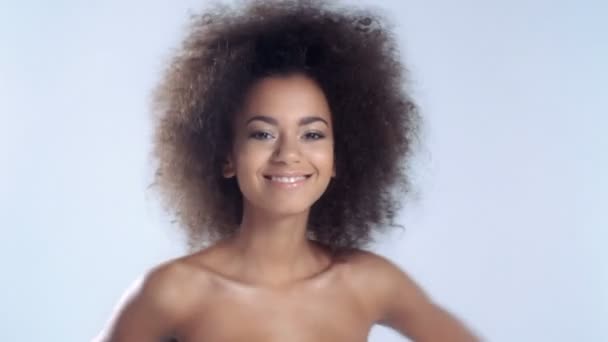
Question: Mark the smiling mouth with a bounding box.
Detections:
[263,174,313,183]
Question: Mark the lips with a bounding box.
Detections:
[263,174,312,181]
[263,173,313,188]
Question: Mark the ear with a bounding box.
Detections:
[223,156,236,178]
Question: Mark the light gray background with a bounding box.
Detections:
[1,0,606,341]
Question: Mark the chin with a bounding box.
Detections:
[241,186,328,218]
[260,203,312,217]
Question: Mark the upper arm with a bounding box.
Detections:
[356,252,480,342]
[94,264,191,342]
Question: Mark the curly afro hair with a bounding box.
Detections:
[151,0,421,256]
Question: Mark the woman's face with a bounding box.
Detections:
[224,73,335,217]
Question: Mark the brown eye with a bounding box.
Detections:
[303,132,325,140]
[249,131,274,140]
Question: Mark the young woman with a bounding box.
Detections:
[98,0,480,341]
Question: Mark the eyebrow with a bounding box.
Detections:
[245,115,329,127]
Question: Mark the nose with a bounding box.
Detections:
[271,134,301,164]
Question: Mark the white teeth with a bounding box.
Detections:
[270,176,307,183]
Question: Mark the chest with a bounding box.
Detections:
[177,278,375,342]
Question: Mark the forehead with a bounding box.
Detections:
[237,73,332,125]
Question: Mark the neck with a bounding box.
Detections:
[226,202,329,287]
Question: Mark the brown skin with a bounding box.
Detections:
[99,75,479,341]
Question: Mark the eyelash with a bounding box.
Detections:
[249,131,273,140]
[304,132,325,140]
[248,131,325,140]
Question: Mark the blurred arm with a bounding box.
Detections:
[360,252,481,341]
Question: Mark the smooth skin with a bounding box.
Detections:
[97,74,480,341]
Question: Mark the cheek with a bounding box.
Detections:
[234,142,271,174]
[306,144,334,171]
[232,148,265,198]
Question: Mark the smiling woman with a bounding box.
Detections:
[95,0,479,341]
[223,74,336,216]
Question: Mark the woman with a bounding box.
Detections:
[99,0,480,340]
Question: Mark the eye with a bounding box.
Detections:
[303,131,325,140]
[249,131,274,140]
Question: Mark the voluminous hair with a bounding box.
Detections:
[151,0,421,256]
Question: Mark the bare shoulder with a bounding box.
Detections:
[343,249,406,277]
[340,249,424,302]
[337,249,417,319]
[140,257,209,307]
[350,249,432,316]
[343,249,480,341]
[341,249,414,291]
[95,256,212,341]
